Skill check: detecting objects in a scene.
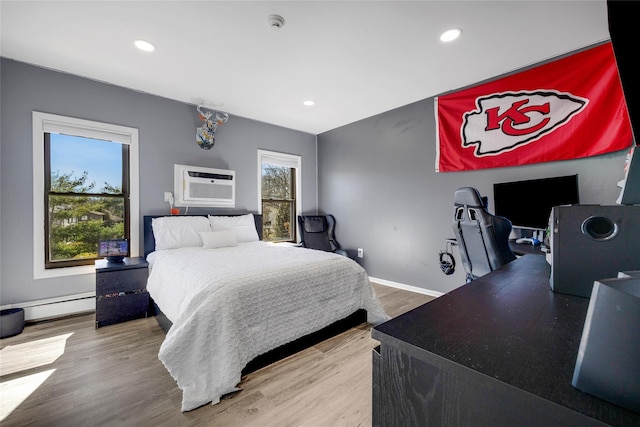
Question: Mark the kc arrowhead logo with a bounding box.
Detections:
[461,91,588,156]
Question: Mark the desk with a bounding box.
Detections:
[446,237,545,256]
[509,240,545,256]
[371,255,640,426]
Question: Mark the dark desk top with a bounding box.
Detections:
[372,255,639,425]
[509,239,546,255]
[95,257,148,272]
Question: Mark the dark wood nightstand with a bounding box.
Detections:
[95,257,149,328]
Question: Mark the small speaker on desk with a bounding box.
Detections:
[549,205,640,297]
[572,276,640,413]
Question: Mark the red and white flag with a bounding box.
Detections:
[435,42,633,172]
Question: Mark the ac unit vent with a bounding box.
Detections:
[174,164,235,208]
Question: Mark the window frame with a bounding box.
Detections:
[257,149,302,242]
[33,112,140,279]
[44,133,130,269]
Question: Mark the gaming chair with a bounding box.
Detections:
[452,187,516,282]
[297,214,350,258]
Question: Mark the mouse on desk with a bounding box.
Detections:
[515,237,541,246]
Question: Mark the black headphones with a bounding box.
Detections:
[439,251,456,275]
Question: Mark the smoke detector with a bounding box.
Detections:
[267,14,285,30]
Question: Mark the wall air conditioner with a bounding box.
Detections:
[174,164,235,208]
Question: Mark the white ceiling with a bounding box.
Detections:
[1,1,610,135]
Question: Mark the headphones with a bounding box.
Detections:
[439,251,456,275]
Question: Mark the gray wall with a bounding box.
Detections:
[317,98,629,295]
[1,53,632,304]
[0,58,317,305]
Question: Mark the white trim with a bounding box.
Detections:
[314,134,318,214]
[32,111,140,280]
[0,292,96,322]
[368,276,444,298]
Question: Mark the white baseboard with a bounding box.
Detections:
[368,276,444,298]
[0,292,96,322]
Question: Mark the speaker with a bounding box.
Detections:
[549,205,640,297]
[572,276,640,413]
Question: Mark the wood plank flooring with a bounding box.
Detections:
[0,283,434,427]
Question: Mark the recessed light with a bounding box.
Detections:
[134,40,155,52]
[440,28,462,42]
[303,100,315,107]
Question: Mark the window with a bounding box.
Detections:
[45,134,129,268]
[258,150,301,242]
[33,112,139,278]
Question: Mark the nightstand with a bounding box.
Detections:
[95,257,149,328]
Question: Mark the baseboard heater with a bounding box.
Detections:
[0,292,95,322]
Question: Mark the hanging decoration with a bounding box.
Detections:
[196,105,229,150]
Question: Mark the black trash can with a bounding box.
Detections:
[1,308,25,338]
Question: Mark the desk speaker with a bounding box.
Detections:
[549,205,640,297]
[572,277,640,413]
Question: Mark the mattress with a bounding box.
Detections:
[146,241,389,411]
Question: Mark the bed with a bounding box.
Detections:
[143,213,389,411]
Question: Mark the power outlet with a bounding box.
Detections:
[357,248,364,258]
[164,192,173,203]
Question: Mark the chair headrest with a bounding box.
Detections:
[303,216,327,233]
[454,187,486,208]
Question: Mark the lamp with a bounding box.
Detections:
[196,105,229,149]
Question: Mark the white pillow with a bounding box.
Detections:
[208,213,259,243]
[200,229,238,249]
[152,216,211,250]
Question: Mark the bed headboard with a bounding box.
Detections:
[143,213,263,258]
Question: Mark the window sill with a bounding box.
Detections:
[34,264,96,280]
[268,241,301,247]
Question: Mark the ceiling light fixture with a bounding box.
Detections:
[267,14,285,30]
[134,39,155,52]
[303,100,315,107]
[440,28,462,42]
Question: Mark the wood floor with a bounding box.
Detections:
[0,283,435,427]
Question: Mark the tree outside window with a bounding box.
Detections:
[45,133,129,268]
[261,163,296,242]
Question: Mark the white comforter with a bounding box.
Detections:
[146,242,389,411]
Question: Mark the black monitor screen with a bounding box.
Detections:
[493,175,579,230]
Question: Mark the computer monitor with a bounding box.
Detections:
[98,239,128,263]
[493,174,580,232]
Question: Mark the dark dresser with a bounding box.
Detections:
[95,257,149,328]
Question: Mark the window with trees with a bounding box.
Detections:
[33,112,139,278]
[45,133,128,268]
[258,150,301,243]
